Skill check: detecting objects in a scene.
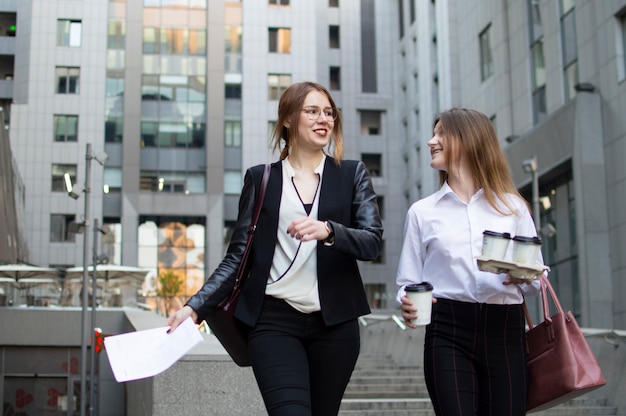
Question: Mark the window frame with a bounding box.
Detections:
[268,27,291,54]
[55,66,80,94]
[54,115,79,142]
[479,25,494,81]
[57,19,82,47]
[51,164,77,192]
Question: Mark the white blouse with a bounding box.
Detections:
[396,182,542,305]
[265,156,326,313]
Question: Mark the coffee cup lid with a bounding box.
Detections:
[405,282,433,292]
[483,230,511,239]
[512,235,542,245]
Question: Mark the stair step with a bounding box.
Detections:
[340,398,433,411]
[342,354,619,416]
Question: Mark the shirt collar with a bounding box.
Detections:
[434,181,484,204]
[283,154,327,177]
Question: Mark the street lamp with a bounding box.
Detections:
[65,143,107,416]
[522,156,540,232]
[90,219,106,416]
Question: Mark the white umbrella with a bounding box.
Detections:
[0,265,60,306]
[0,264,59,280]
[64,265,152,283]
[64,265,153,307]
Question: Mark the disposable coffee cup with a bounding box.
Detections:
[481,231,511,260]
[404,282,434,326]
[512,235,542,265]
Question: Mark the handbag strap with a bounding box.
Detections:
[523,275,565,329]
[233,164,271,289]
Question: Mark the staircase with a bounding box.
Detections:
[339,354,621,416]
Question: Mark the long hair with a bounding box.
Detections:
[270,81,343,163]
[434,108,526,215]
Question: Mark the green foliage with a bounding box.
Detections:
[156,270,183,298]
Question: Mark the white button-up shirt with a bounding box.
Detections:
[396,182,542,305]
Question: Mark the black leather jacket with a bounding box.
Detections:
[186,158,383,327]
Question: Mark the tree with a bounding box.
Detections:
[156,269,184,316]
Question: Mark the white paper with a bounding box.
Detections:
[104,317,203,382]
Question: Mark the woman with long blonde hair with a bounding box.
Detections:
[396,108,543,415]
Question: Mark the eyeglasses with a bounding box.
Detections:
[301,106,338,121]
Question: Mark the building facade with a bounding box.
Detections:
[394,0,626,329]
[4,0,626,324]
[6,0,397,312]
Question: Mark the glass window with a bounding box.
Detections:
[329,25,340,49]
[104,167,123,194]
[190,0,206,8]
[54,115,78,142]
[359,110,382,135]
[623,14,626,71]
[398,0,405,39]
[55,67,80,94]
[50,214,76,242]
[561,10,577,66]
[108,21,126,49]
[162,28,187,55]
[268,28,291,54]
[564,62,578,101]
[330,66,341,90]
[189,29,207,56]
[268,74,291,100]
[225,83,242,99]
[51,164,77,192]
[619,12,626,81]
[532,41,546,89]
[105,116,124,143]
[560,0,574,15]
[224,26,242,53]
[57,19,82,47]
[329,0,339,7]
[365,283,387,308]
[102,219,122,265]
[268,0,290,5]
[532,85,547,125]
[560,4,578,102]
[528,0,543,41]
[224,170,242,194]
[143,28,158,54]
[361,153,382,177]
[479,25,493,81]
[225,120,242,147]
[162,0,188,7]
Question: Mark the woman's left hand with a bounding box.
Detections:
[503,275,532,285]
[287,217,330,242]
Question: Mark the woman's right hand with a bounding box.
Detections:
[400,295,437,329]
[166,305,198,333]
[400,295,418,329]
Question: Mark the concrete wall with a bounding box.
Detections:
[0,307,265,415]
[359,312,626,415]
[123,308,265,416]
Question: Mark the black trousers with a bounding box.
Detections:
[424,298,527,416]
[248,296,360,416]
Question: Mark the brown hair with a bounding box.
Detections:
[433,108,526,215]
[270,81,343,162]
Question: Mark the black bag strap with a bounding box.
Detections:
[233,164,271,289]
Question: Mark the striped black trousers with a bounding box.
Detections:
[424,298,527,416]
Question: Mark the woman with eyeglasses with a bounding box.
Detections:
[167,81,383,416]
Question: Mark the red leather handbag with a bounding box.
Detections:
[524,276,606,412]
